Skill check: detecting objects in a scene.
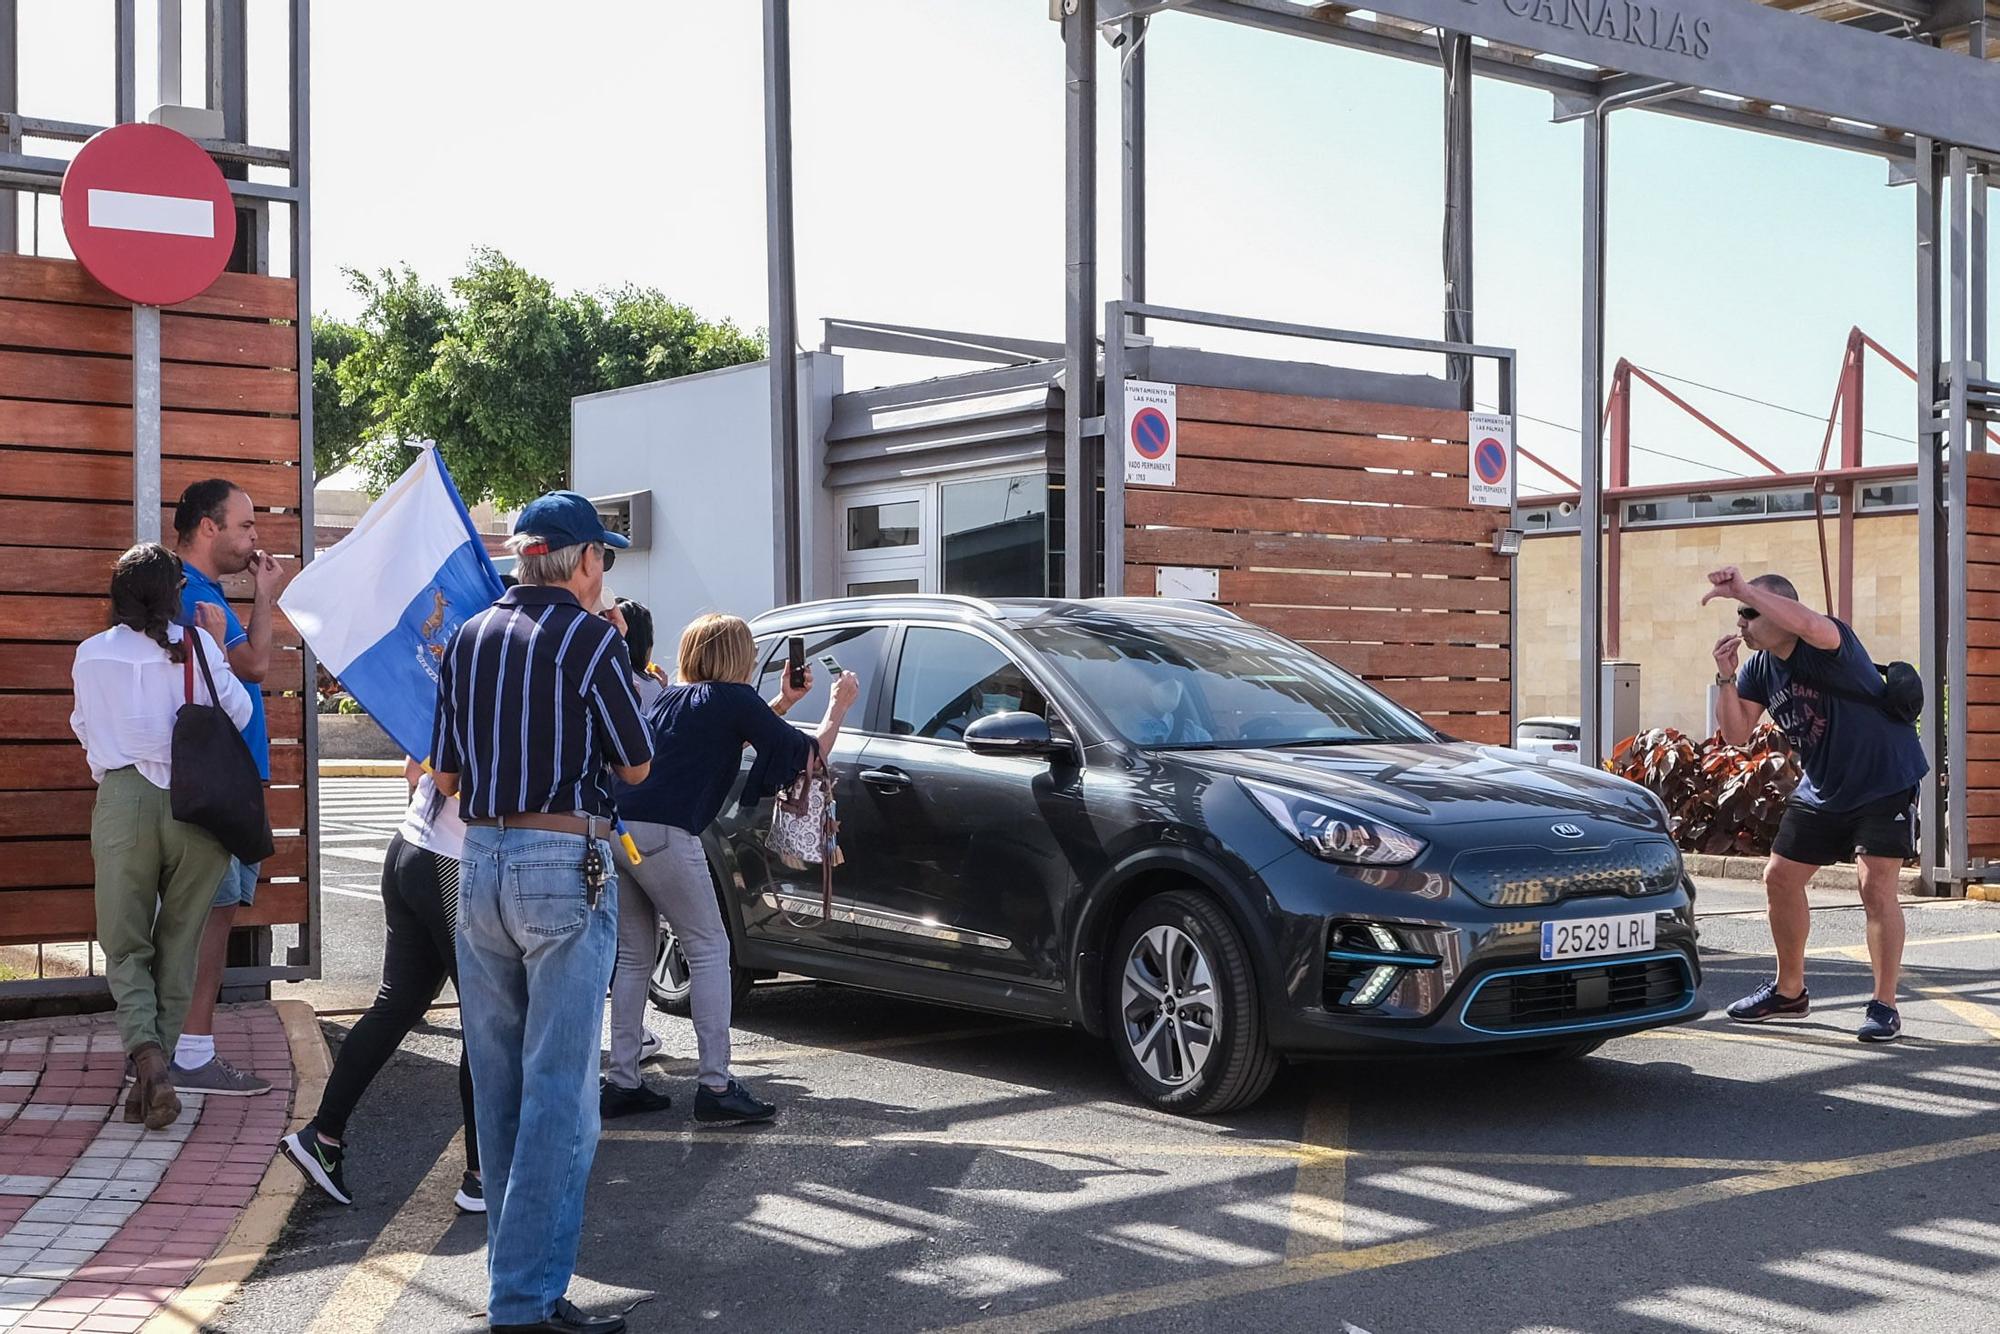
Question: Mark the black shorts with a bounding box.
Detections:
[1772,787,1918,866]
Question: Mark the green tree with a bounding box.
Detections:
[308,315,373,480]
[311,250,766,508]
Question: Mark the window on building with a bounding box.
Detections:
[1860,482,1918,511]
[1689,492,1764,520]
[847,501,920,551]
[941,473,1049,598]
[848,579,920,597]
[1520,506,1580,532]
[1624,497,1693,525]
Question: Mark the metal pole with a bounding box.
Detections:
[1915,137,1946,893]
[0,0,17,253]
[1442,30,1474,404]
[1578,110,1608,768]
[114,0,136,124]
[1121,16,1145,335]
[1974,17,1989,389]
[207,0,254,270]
[133,306,162,543]
[289,0,319,978]
[1503,351,1519,737]
[159,0,182,105]
[762,0,801,605]
[1104,300,1127,596]
[1062,0,1098,599]
[1948,146,1972,883]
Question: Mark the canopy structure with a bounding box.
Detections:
[756,0,1998,887]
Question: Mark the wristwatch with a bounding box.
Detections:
[1715,672,1735,689]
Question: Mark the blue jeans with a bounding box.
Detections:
[456,825,620,1325]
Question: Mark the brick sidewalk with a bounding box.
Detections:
[0,1005,293,1333]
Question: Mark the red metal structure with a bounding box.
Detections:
[1526,328,1963,654]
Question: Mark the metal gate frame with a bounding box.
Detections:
[0,0,322,988]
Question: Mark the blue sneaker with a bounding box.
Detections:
[1726,979,1811,1023]
[1858,1000,1902,1043]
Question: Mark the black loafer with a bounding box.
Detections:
[694,1078,776,1124]
[599,1078,672,1119]
[491,1297,626,1334]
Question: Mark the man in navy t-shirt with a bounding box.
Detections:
[1706,566,1927,1042]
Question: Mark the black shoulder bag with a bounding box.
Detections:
[171,628,275,864]
[1823,660,1924,727]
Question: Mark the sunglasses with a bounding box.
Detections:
[595,544,617,572]
[1736,607,1760,621]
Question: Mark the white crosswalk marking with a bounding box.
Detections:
[313,778,411,902]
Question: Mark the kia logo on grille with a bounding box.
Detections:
[1551,823,1586,839]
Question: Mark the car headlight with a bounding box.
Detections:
[1242,779,1427,866]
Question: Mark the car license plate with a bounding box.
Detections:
[1540,912,1655,962]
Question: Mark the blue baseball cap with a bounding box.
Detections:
[513,490,630,552]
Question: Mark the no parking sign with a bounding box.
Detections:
[1124,380,1178,486]
[1467,413,1514,507]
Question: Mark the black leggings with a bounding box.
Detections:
[314,834,478,1171]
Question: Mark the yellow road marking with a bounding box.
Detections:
[1285,1090,1348,1258]
[1917,986,2000,1042]
[304,1132,467,1334]
[932,1130,2000,1333]
[1804,929,2000,958]
[600,1125,1789,1173]
[650,1022,1032,1076]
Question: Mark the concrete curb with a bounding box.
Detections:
[141,998,331,1334]
[320,759,405,778]
[1684,853,1922,893]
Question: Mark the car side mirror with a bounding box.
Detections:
[965,711,1070,759]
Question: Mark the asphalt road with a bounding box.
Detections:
[225,778,2000,1334]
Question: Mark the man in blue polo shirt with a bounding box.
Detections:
[173,479,285,1096]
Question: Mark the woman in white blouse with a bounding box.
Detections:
[71,544,253,1130]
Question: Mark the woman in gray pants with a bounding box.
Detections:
[604,612,857,1122]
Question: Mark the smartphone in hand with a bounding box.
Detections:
[787,636,806,690]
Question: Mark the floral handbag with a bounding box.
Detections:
[768,757,842,927]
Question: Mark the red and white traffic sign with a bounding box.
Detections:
[60,123,236,307]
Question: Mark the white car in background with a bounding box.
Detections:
[1514,716,1585,764]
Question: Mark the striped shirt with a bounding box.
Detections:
[430,586,652,820]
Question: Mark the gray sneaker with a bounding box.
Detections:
[169,1055,271,1096]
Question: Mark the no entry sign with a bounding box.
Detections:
[60,123,236,307]
[1467,412,1514,508]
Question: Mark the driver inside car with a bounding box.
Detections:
[1130,676,1212,746]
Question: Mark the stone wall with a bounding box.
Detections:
[1518,513,1919,739]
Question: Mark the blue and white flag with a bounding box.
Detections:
[280,446,505,763]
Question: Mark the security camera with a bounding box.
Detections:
[1557,500,1577,517]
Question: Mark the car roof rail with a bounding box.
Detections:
[1084,596,1243,621]
[754,592,1005,624]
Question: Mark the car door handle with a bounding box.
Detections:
[859,767,913,792]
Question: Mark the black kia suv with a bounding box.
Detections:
[648,595,1703,1115]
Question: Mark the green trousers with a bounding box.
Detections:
[91,766,230,1056]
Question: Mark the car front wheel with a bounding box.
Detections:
[1106,889,1278,1116]
[647,920,754,1015]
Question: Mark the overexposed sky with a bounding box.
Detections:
[13,0,1984,493]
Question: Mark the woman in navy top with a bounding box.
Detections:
[604,613,857,1123]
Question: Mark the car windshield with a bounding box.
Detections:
[1015,616,1436,749]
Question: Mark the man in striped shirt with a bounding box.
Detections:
[432,491,651,1334]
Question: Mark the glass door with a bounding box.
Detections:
[838,487,927,596]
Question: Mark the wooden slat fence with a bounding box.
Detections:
[0,254,310,946]
[1124,385,1513,745]
[1965,450,2000,857]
